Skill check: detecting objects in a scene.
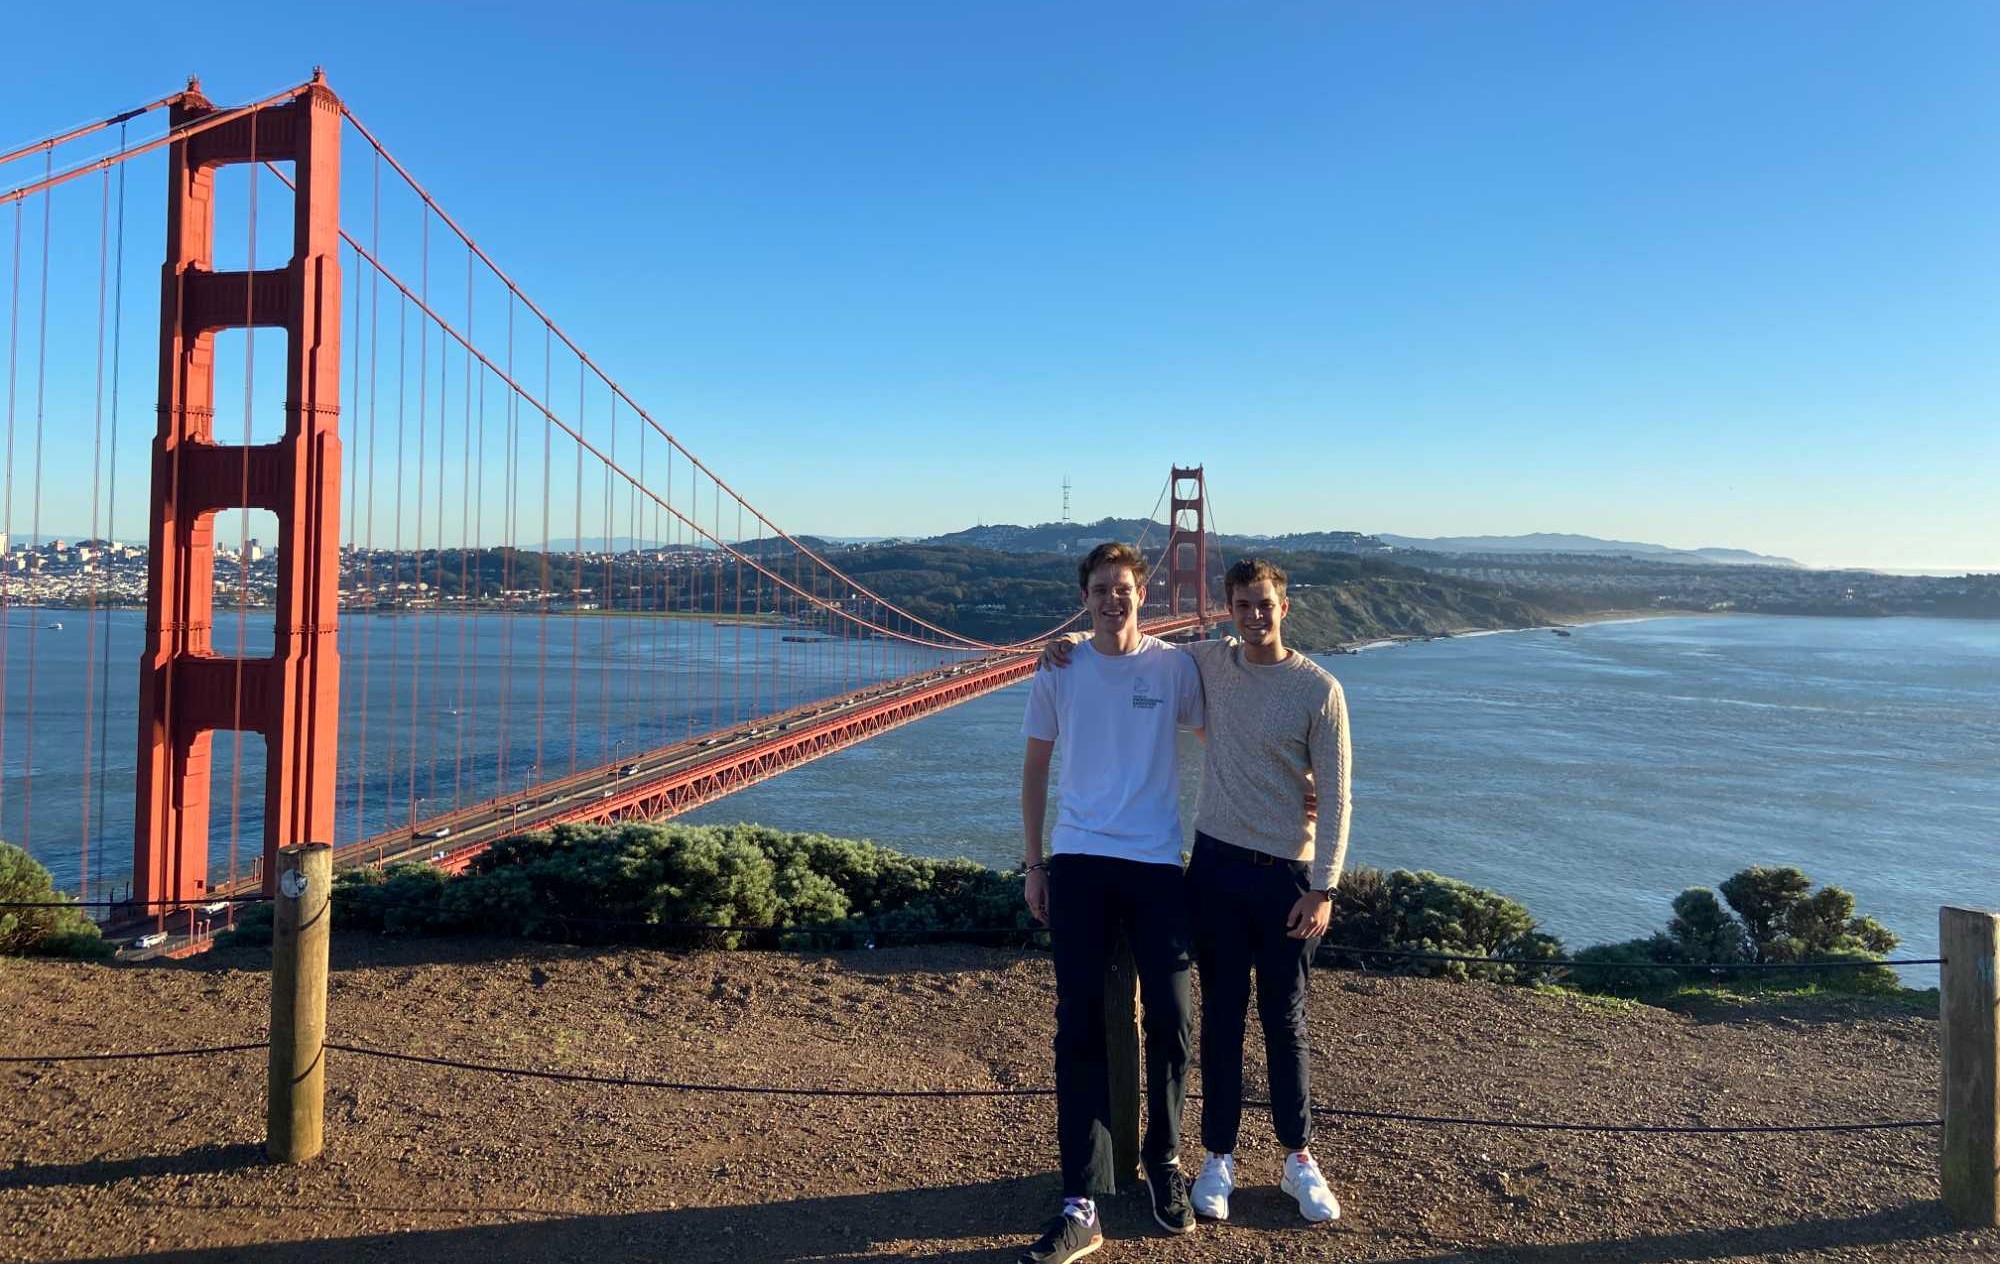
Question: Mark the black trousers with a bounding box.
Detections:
[1047,852,1192,1198]
[1188,831,1317,1154]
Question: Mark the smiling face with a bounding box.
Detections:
[1084,563,1145,637]
[1229,577,1288,650]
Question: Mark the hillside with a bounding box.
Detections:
[922,517,1393,559]
[1378,532,1804,568]
[828,542,1557,651]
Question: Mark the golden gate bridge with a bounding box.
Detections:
[0,73,1216,941]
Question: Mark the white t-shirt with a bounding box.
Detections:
[1020,635,1205,867]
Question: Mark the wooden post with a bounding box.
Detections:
[268,842,332,1164]
[1942,906,2000,1226]
[1103,930,1142,1194]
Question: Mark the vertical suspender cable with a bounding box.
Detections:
[341,239,360,836]
[734,503,743,726]
[230,122,261,891]
[91,123,131,900]
[387,290,406,824]
[0,195,19,848]
[492,294,508,792]
[535,327,550,790]
[409,209,429,827]
[22,155,56,853]
[356,154,382,843]
[600,398,616,760]
[431,224,449,813]
[455,247,473,810]
[718,483,728,729]
[600,393,613,763]
[80,166,111,895]
[570,368,583,775]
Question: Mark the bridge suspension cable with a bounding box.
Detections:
[334,103,1102,656]
[0,90,180,171]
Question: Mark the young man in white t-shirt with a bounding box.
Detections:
[1017,541,1204,1264]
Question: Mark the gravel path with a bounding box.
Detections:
[1,935,1988,1263]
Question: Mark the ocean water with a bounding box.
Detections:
[6,611,1995,966]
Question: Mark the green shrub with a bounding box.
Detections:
[1567,934,1682,996]
[1321,866,1564,984]
[1576,866,1903,998]
[304,822,1037,951]
[0,842,106,958]
[217,900,275,947]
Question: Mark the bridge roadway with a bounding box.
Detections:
[211,614,1209,894]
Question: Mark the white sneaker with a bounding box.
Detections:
[1281,1151,1340,1223]
[1191,1151,1234,1220]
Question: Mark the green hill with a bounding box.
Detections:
[832,542,1555,652]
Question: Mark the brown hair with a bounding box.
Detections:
[1078,541,1148,593]
[1224,557,1287,602]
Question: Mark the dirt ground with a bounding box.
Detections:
[0,934,1988,1263]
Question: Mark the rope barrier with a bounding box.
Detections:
[0,1042,266,1063]
[1319,944,1947,971]
[0,1039,1943,1134]
[1303,1104,1941,1135]
[324,1043,1055,1098]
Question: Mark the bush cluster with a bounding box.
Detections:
[196,826,1910,1012]
[324,822,1039,949]
[0,843,109,959]
[1320,866,1565,984]
[1569,865,1901,996]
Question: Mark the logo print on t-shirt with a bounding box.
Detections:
[1131,676,1164,710]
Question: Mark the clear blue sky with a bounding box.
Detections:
[3,2,1994,570]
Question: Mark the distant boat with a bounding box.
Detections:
[44,621,61,630]
[1551,628,1572,637]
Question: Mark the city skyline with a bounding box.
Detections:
[2,3,1993,572]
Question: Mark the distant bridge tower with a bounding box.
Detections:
[1165,466,1209,621]
[132,74,345,907]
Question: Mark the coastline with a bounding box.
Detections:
[1321,607,1702,655]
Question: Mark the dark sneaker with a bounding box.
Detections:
[1146,1158,1195,1235]
[1019,1204,1103,1264]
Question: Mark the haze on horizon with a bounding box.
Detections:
[3,2,1992,574]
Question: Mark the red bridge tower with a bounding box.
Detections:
[1165,466,1209,620]
[132,75,344,906]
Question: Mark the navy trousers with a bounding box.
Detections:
[1047,852,1192,1197]
[1188,831,1318,1154]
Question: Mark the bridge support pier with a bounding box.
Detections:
[133,75,344,907]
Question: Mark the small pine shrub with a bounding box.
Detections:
[1576,866,1903,998]
[0,842,106,958]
